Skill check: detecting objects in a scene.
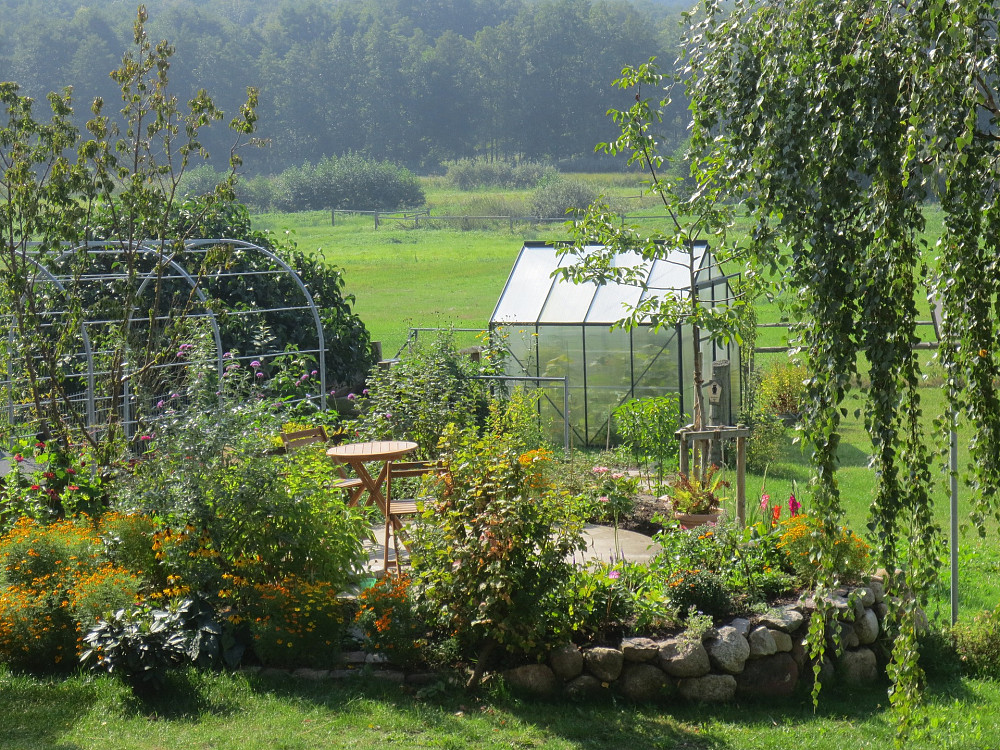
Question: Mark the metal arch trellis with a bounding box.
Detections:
[1,239,328,441]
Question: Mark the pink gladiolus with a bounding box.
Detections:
[759,494,770,511]
[788,493,802,515]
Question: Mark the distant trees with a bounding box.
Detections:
[0,0,682,173]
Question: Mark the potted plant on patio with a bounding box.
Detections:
[667,465,729,529]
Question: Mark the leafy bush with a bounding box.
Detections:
[88,196,376,391]
[239,576,347,668]
[613,394,681,488]
[745,413,786,473]
[354,332,497,456]
[758,361,808,415]
[410,424,588,685]
[81,597,227,691]
[952,605,1000,680]
[776,514,870,585]
[665,569,732,620]
[443,157,555,190]
[528,177,598,219]
[273,153,425,212]
[651,517,794,611]
[355,572,425,669]
[116,392,371,597]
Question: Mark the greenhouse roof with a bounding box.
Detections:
[490,240,711,325]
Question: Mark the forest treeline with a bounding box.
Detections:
[0,0,693,175]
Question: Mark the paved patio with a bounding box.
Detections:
[361,522,659,575]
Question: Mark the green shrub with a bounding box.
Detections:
[745,413,786,473]
[115,393,371,597]
[273,153,424,212]
[528,177,598,219]
[758,361,808,415]
[665,569,732,620]
[613,394,680,488]
[354,332,497,456]
[81,597,227,691]
[953,605,1000,680]
[410,424,588,685]
[240,576,347,668]
[443,157,555,189]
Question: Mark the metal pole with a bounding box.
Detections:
[951,422,959,625]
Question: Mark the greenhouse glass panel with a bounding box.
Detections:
[535,325,586,445]
[583,325,634,445]
[586,251,646,323]
[539,274,597,323]
[492,245,558,324]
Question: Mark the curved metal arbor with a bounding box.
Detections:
[2,239,328,439]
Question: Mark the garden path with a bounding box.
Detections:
[361,522,659,575]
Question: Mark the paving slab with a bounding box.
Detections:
[359,522,659,576]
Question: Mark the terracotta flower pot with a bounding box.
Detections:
[673,509,724,530]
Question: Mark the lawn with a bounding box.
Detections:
[4,667,1000,750]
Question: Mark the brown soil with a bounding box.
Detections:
[620,492,672,537]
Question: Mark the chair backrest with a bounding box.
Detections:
[387,460,447,480]
[280,426,328,453]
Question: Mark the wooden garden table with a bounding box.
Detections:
[325,440,418,512]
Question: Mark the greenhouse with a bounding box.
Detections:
[490,241,739,448]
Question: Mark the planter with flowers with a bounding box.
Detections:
[665,465,729,529]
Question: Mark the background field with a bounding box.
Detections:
[253,184,996,622]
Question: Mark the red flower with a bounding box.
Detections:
[67,485,79,491]
[43,472,55,479]
[13,454,23,463]
[771,505,782,524]
[30,484,40,490]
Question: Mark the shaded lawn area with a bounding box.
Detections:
[3,667,999,750]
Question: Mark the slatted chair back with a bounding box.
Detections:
[381,459,448,571]
[280,426,329,453]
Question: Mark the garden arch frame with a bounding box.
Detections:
[2,239,327,440]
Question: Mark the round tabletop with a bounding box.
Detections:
[326,440,418,461]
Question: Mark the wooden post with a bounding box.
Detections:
[678,428,690,477]
[736,433,746,526]
[331,208,336,226]
[374,210,379,229]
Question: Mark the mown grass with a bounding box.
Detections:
[4,666,1000,750]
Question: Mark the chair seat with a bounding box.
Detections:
[387,498,420,515]
[331,477,363,489]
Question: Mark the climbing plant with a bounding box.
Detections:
[681,0,1000,736]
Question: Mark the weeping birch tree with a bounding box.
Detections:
[680,0,1000,733]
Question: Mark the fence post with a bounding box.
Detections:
[331,209,335,226]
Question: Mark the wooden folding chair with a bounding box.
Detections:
[382,459,447,571]
[280,427,364,501]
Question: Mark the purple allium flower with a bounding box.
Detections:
[250,360,261,368]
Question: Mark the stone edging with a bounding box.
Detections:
[504,580,890,702]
